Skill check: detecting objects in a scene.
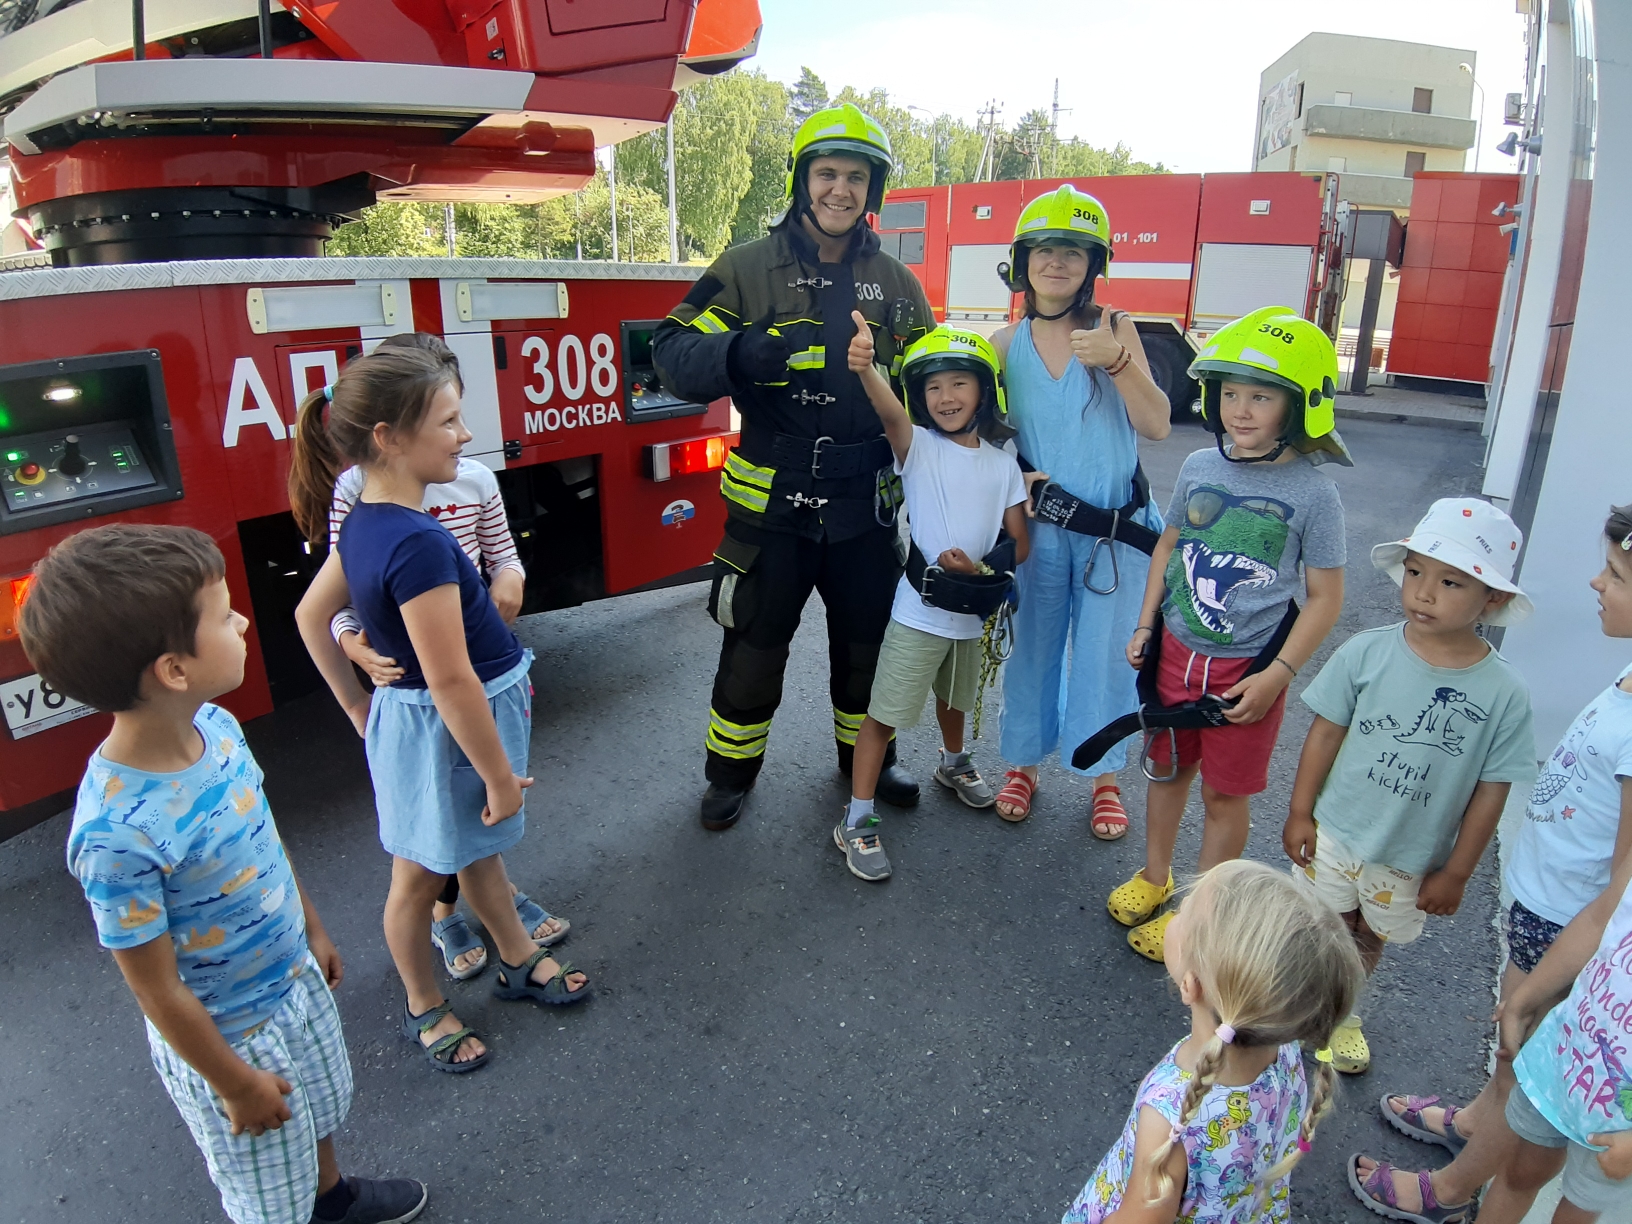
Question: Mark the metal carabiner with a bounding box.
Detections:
[874,467,901,526]
[989,595,1016,662]
[1137,706,1179,783]
[1083,508,1121,595]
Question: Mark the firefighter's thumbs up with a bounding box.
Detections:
[848,310,876,374]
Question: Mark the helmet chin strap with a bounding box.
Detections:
[1215,432,1289,464]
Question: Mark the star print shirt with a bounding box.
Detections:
[1506,663,1632,927]
[1161,448,1346,659]
[1302,624,1535,875]
[1062,1040,1306,1224]
[67,704,307,1040]
[1513,873,1632,1148]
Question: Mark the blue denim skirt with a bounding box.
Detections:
[365,650,533,874]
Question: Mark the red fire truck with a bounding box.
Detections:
[0,0,761,830]
[877,171,1348,414]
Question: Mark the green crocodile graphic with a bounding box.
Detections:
[1164,487,1293,646]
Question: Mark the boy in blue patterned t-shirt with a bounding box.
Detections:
[20,524,425,1224]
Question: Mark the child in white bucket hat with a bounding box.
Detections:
[1282,498,1536,1073]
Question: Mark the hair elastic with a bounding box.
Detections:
[1168,1125,1184,1145]
[323,384,335,403]
[1315,1047,1334,1064]
[1295,1138,1311,1153]
[1620,534,1631,552]
[1215,1023,1236,1045]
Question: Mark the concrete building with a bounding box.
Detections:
[1253,33,1478,212]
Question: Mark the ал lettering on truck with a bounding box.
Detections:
[0,0,764,831]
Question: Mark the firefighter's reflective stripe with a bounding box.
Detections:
[787,346,825,371]
[683,305,738,335]
[720,450,774,513]
[833,707,865,747]
[706,710,772,759]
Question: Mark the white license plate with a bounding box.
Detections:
[0,671,93,738]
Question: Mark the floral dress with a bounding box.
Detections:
[1062,1040,1307,1224]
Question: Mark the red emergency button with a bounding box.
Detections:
[15,462,45,486]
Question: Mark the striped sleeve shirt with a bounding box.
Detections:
[328,459,525,641]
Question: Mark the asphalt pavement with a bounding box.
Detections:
[3,414,1504,1223]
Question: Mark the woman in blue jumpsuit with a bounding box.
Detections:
[990,187,1173,834]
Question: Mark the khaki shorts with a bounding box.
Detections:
[867,619,982,729]
[1291,824,1427,944]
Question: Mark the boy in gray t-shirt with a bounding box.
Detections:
[1284,498,1536,1074]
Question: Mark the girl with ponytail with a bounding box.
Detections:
[1062,860,1363,1223]
[291,346,591,1076]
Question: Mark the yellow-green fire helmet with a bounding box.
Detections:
[1002,185,1115,292]
[1188,306,1350,465]
[901,326,1007,434]
[784,103,894,216]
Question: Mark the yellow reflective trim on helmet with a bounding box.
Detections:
[787,347,825,371]
[706,711,772,759]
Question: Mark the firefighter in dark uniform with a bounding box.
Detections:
[654,103,934,831]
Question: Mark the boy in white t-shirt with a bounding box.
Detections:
[837,315,1029,881]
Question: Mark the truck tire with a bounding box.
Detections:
[1139,332,1202,423]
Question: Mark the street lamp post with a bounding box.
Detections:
[1459,63,1485,173]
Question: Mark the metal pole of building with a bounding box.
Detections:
[443,203,456,258]
[258,0,274,58]
[131,0,145,58]
[666,115,679,264]
[1460,64,1484,173]
[1349,258,1386,396]
[609,149,619,262]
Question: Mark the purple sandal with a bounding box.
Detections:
[1380,1092,1469,1155]
[1347,1155,1474,1224]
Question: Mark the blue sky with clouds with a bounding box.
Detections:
[750,0,1528,174]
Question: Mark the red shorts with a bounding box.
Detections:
[1143,628,1288,796]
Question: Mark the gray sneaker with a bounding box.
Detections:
[833,816,892,881]
[933,754,996,808]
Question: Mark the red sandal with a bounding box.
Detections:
[994,770,1036,822]
[1091,784,1128,841]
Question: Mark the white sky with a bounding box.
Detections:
[751,0,1528,174]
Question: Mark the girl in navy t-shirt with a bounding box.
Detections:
[291,345,590,1075]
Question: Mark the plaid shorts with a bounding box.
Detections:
[147,953,353,1224]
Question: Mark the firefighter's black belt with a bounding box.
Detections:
[1070,602,1299,771]
[769,433,894,480]
[905,537,1017,620]
[1026,463,1160,557]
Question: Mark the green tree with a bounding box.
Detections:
[326,201,445,257]
[729,71,795,244]
[789,66,829,124]
[452,203,535,258]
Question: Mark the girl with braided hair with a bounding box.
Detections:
[1062,860,1363,1223]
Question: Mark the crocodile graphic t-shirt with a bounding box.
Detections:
[1302,624,1536,874]
[1162,448,1346,658]
[67,703,307,1040]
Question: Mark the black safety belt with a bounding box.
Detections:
[1070,602,1299,774]
[904,536,1018,621]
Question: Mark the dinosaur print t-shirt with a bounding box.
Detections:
[1506,664,1632,927]
[1162,449,1346,658]
[67,704,307,1040]
[1302,624,1535,875]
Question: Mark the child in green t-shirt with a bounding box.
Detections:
[1283,498,1537,1074]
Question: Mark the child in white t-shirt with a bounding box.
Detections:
[836,316,1028,882]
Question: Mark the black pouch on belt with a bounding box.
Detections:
[707,531,762,630]
[1069,601,1299,771]
[905,537,1018,620]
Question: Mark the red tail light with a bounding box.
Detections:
[1,573,33,641]
[645,432,738,482]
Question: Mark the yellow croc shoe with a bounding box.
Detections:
[1107,869,1174,927]
[1128,910,1175,962]
[1325,1015,1370,1075]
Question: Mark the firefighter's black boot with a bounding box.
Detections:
[700,782,752,831]
[875,762,920,808]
